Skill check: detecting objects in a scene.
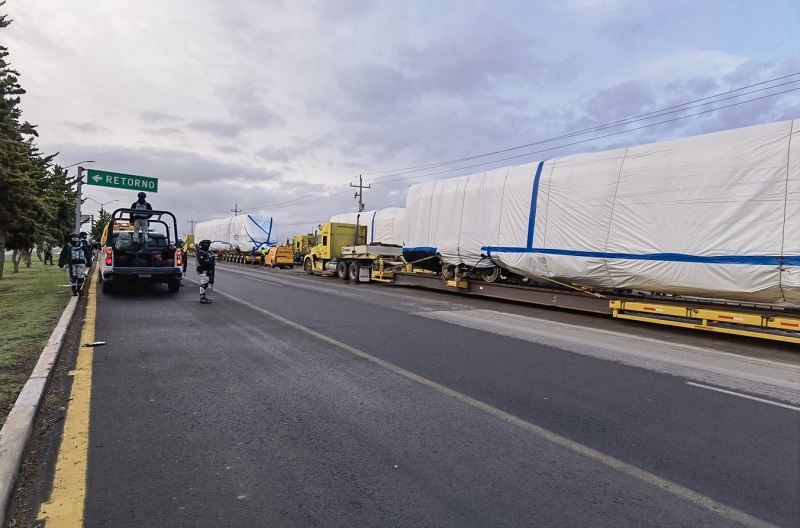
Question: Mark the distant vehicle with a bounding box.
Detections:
[99,208,184,294]
[303,222,404,282]
[266,245,294,269]
[292,234,315,263]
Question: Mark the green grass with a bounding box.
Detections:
[0,257,71,426]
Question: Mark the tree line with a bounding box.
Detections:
[0,3,81,279]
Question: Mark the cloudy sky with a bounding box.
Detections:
[5,0,799,241]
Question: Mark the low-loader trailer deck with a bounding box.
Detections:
[391,271,800,345]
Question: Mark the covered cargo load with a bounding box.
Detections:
[194,214,274,252]
[329,207,405,246]
[404,119,800,306]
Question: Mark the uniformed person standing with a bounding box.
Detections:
[59,232,92,296]
[131,192,153,244]
[196,239,216,304]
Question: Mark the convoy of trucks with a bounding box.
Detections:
[256,120,800,343]
[96,119,800,344]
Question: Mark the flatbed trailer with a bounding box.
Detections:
[390,271,800,345]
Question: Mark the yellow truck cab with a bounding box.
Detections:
[304,222,364,277]
[303,222,403,282]
[292,234,316,264]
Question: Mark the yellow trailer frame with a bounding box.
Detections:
[610,300,800,344]
[389,271,800,345]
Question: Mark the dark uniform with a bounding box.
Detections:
[131,192,153,244]
[59,232,92,296]
[196,239,215,304]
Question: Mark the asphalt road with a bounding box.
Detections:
[13,261,800,527]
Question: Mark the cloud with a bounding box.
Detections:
[6,0,799,244]
[186,119,242,138]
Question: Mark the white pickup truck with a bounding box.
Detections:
[99,208,184,294]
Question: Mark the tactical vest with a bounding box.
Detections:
[133,201,149,218]
[69,243,86,264]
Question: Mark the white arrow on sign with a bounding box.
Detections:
[92,174,103,182]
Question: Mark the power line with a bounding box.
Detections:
[240,73,800,213]
[369,85,800,187]
[361,71,800,181]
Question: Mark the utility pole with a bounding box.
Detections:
[231,204,241,216]
[187,219,196,234]
[74,167,85,232]
[350,175,370,212]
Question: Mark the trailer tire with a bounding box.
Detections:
[481,266,501,283]
[347,262,360,283]
[336,260,348,280]
[304,259,314,275]
[101,279,113,294]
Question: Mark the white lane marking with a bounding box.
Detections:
[686,382,800,411]
[214,290,779,528]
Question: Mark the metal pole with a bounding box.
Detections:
[74,167,84,232]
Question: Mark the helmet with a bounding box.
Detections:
[198,239,212,250]
[138,192,146,199]
[80,231,87,238]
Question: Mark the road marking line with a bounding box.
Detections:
[37,275,97,527]
[218,289,779,528]
[686,382,800,411]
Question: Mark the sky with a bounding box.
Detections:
[4,0,800,242]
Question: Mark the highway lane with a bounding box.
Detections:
[17,261,800,527]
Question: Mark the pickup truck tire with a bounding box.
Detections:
[101,279,113,295]
[347,262,360,283]
[304,259,314,275]
[167,281,180,293]
[336,261,348,280]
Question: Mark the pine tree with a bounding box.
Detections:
[0,3,75,277]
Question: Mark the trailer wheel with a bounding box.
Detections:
[101,279,113,294]
[304,259,314,275]
[481,266,501,283]
[347,262,360,282]
[167,281,180,293]
[336,261,348,280]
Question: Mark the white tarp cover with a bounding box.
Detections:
[404,119,800,305]
[329,207,405,245]
[194,214,274,252]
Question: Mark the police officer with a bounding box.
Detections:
[79,231,93,259]
[59,232,92,296]
[42,239,53,265]
[196,239,216,304]
[131,192,153,244]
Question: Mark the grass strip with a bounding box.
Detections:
[0,258,71,427]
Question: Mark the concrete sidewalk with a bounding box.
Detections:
[0,291,79,526]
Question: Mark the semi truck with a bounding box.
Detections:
[293,234,315,264]
[302,222,405,282]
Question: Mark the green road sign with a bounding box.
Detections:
[85,169,158,192]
